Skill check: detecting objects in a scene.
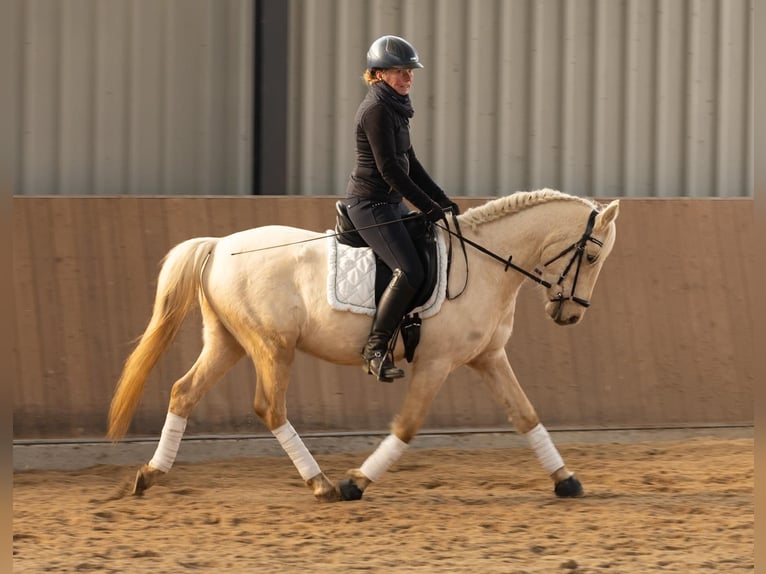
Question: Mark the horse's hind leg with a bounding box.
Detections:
[250,340,340,502]
[468,348,583,497]
[133,307,245,495]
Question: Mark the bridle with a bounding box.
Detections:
[537,209,602,308]
[440,208,602,308]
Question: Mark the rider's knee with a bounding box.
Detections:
[397,267,424,292]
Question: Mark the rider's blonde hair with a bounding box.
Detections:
[363,69,383,85]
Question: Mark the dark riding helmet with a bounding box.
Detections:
[366,35,424,71]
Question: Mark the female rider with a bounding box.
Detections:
[344,35,459,382]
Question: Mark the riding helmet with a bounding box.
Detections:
[366,35,424,71]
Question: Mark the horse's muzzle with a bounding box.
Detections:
[546,299,583,326]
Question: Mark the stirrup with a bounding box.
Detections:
[363,351,405,383]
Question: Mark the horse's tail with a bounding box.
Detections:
[107,237,219,440]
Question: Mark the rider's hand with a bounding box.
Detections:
[441,200,460,215]
[422,203,446,223]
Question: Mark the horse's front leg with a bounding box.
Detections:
[338,361,452,501]
[469,348,583,497]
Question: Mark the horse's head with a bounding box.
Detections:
[540,199,620,326]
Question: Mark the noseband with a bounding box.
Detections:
[538,209,602,308]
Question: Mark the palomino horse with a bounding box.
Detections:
[108,189,620,502]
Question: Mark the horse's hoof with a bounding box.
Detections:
[132,469,148,496]
[312,482,342,503]
[554,475,584,497]
[338,478,364,501]
[314,489,342,503]
[308,473,342,503]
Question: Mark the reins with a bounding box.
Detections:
[435,211,553,291]
[230,206,601,309]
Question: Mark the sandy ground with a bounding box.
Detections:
[13,434,753,573]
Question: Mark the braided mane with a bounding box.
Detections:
[459,188,600,230]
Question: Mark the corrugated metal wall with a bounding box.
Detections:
[288,0,753,198]
[13,0,253,195]
[8,0,752,198]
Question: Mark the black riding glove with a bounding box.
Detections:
[422,203,446,223]
[441,200,460,215]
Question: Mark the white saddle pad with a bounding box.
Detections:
[326,230,448,318]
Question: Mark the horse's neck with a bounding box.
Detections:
[446,213,534,309]
[463,208,546,269]
[457,201,588,296]
[471,200,589,256]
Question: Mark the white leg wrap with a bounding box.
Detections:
[360,434,409,482]
[526,423,565,475]
[148,412,187,473]
[272,422,322,482]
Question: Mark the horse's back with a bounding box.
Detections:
[202,224,325,314]
[222,224,323,252]
[208,224,325,283]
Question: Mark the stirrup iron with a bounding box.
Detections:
[363,350,404,383]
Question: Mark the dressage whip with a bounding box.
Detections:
[229,212,424,256]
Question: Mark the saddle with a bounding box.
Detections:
[334,200,440,361]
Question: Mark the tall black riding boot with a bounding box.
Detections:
[363,269,418,382]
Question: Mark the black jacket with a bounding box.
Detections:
[346,83,450,214]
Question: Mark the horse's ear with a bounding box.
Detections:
[595,200,620,230]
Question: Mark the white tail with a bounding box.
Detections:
[107,237,218,440]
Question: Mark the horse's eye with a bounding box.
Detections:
[586,253,599,264]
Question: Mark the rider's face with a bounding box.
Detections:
[378,68,414,96]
